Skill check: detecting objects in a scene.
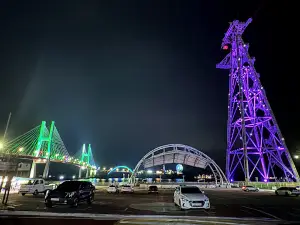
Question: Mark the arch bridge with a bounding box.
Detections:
[108,166,133,175]
[131,144,228,184]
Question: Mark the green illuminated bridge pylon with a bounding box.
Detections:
[2,121,97,179]
[77,143,96,178]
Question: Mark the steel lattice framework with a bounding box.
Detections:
[217,18,299,182]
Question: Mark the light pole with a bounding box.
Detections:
[1,112,15,205]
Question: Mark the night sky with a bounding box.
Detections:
[0,1,296,169]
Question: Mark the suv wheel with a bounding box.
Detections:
[87,194,94,204]
[71,197,78,207]
[45,200,52,208]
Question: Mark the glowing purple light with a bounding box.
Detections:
[217,18,299,182]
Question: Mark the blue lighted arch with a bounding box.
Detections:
[108,166,133,175]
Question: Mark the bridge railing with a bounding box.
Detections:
[234,181,300,189]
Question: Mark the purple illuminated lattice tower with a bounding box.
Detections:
[217,18,299,182]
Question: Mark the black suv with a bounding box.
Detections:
[148,185,158,194]
[45,181,95,207]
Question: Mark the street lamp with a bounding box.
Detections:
[294,155,299,159]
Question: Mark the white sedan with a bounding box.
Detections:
[107,185,119,193]
[241,185,259,192]
[275,187,300,196]
[120,185,134,193]
[174,186,210,210]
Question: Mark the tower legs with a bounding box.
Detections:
[29,161,36,178]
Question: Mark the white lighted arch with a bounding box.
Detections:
[131,144,228,184]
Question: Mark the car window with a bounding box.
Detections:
[82,182,90,189]
[57,181,82,192]
[149,186,157,190]
[181,187,202,194]
[278,187,286,190]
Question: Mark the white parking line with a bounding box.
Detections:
[241,206,281,220]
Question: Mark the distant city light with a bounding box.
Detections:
[294,155,299,159]
[72,175,76,179]
[59,175,64,180]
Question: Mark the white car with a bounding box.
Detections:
[120,185,134,193]
[241,185,259,192]
[107,185,119,193]
[174,186,210,210]
[275,187,300,196]
[19,179,56,196]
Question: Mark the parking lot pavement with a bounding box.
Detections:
[1,188,300,221]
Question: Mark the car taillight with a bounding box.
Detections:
[242,186,246,189]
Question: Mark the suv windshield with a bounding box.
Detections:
[181,187,202,194]
[57,181,81,192]
[149,186,157,190]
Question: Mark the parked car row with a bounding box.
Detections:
[21,179,299,210]
[107,185,134,193]
[107,184,159,194]
[241,185,300,197]
[18,179,95,208]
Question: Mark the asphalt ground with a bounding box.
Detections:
[1,188,300,221]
